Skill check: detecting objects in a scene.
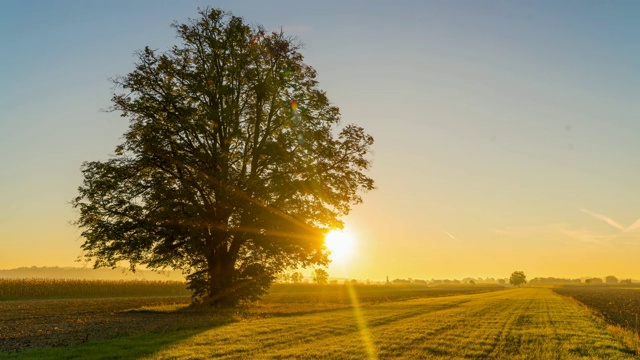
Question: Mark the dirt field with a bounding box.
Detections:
[554,285,640,334]
[0,296,196,353]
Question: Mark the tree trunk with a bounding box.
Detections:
[206,252,236,306]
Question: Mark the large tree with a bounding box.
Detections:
[509,271,527,287]
[72,8,374,306]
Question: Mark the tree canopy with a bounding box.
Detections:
[72,8,374,305]
[509,271,527,287]
[605,275,618,284]
[312,268,329,285]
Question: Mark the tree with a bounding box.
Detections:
[290,272,303,284]
[509,271,526,287]
[605,275,618,284]
[72,8,374,306]
[312,269,329,285]
[277,272,291,284]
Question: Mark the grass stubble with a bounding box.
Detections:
[1,286,638,359]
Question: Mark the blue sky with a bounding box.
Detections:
[1,1,640,280]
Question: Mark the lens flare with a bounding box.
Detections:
[347,283,378,359]
[325,229,355,263]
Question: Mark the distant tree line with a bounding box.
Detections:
[529,277,582,284]
[277,272,306,284]
[390,278,508,285]
[0,266,185,281]
[529,275,633,285]
[274,273,636,286]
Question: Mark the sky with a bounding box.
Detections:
[2,1,640,281]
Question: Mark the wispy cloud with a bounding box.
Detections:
[558,227,614,245]
[493,223,612,247]
[580,208,640,232]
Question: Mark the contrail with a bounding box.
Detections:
[442,230,461,242]
[624,218,640,233]
[580,208,640,232]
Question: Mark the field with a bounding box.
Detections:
[554,285,640,335]
[0,283,499,354]
[0,279,190,300]
[2,283,639,359]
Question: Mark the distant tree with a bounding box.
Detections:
[350,279,358,285]
[71,8,374,306]
[498,279,506,285]
[277,273,292,283]
[312,269,329,285]
[586,277,603,284]
[290,272,303,284]
[529,277,583,285]
[605,275,618,284]
[469,280,475,285]
[392,278,411,285]
[509,271,527,287]
[621,279,633,285]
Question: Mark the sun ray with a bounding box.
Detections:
[347,283,378,359]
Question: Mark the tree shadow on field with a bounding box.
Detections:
[4,306,242,360]
[113,302,244,334]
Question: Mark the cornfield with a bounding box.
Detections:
[0,278,191,300]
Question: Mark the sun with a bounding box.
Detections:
[324,228,355,263]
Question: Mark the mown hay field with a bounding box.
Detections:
[255,283,503,314]
[2,286,639,359]
[0,283,500,354]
